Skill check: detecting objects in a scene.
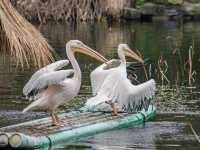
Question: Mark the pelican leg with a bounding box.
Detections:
[106,100,118,116]
[50,111,64,126]
[111,103,118,116]
[50,111,58,126]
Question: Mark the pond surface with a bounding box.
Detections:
[0,20,200,149]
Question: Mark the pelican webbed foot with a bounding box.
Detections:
[52,120,65,126]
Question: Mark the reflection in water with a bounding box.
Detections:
[0,21,200,149]
[78,122,190,150]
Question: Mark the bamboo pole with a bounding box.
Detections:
[9,133,49,149]
[0,111,76,131]
[0,133,13,147]
[7,105,155,149]
[37,113,111,132]
[0,111,104,132]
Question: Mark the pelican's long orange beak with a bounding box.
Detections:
[125,48,144,64]
[72,45,108,63]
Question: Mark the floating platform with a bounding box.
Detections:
[0,105,156,149]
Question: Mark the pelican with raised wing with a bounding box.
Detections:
[86,44,156,115]
[23,40,107,126]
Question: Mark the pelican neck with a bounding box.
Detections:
[66,44,81,81]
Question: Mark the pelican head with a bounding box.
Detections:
[67,40,108,63]
[118,44,144,64]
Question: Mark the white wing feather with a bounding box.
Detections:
[122,79,156,111]
[23,60,69,95]
[23,69,74,96]
[90,59,119,95]
[86,64,156,112]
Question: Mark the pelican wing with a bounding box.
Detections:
[23,69,74,96]
[86,66,124,108]
[122,79,156,112]
[23,60,69,95]
[87,65,156,112]
[91,59,120,95]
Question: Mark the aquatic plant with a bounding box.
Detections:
[157,56,170,86]
[183,46,197,89]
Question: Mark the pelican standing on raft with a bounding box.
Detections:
[23,40,107,126]
[86,44,156,115]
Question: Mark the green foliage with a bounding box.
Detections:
[136,0,145,6]
[154,0,183,5]
[168,0,183,5]
[186,0,200,3]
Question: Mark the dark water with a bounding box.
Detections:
[1,21,200,149]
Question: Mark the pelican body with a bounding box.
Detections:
[23,40,107,126]
[86,44,156,115]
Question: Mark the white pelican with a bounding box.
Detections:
[86,44,156,115]
[22,40,107,126]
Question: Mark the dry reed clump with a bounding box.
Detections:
[0,0,54,68]
[14,0,103,23]
[13,0,133,23]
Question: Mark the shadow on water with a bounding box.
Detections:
[0,20,200,149]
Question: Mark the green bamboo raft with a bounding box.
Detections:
[0,105,156,149]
